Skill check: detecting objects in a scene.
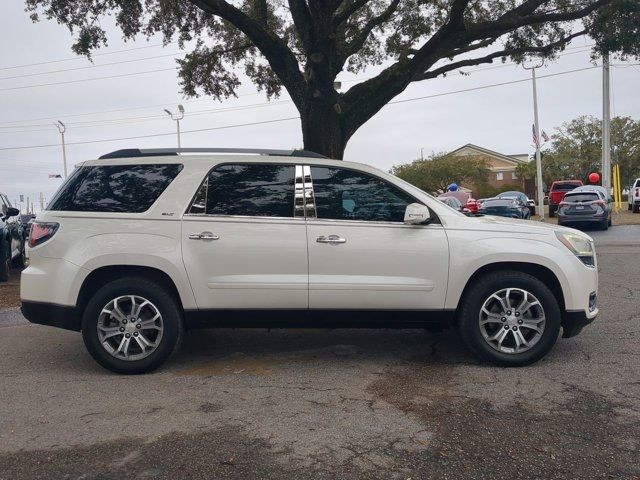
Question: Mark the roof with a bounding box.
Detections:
[448,143,529,166]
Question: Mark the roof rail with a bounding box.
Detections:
[98,148,327,160]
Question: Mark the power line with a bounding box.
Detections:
[0,42,177,71]
[0,52,185,81]
[1,61,637,152]
[0,67,177,92]
[0,117,300,151]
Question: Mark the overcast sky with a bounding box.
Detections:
[1,0,639,210]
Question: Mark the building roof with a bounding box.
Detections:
[448,143,529,166]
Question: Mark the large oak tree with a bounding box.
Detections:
[25,0,640,158]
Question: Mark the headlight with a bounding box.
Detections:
[555,231,595,267]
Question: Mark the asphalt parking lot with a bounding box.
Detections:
[0,227,639,480]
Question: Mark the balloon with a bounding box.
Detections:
[448,183,458,191]
[588,172,600,184]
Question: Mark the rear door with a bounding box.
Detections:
[304,165,449,310]
[182,163,308,309]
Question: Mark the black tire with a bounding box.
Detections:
[600,219,608,230]
[456,270,561,367]
[548,205,556,218]
[81,276,183,374]
[628,203,632,211]
[608,214,612,227]
[0,240,9,283]
[634,204,640,214]
[11,241,26,269]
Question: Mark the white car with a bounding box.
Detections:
[628,178,640,213]
[21,148,599,373]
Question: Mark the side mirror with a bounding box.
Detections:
[404,203,431,225]
[6,207,19,218]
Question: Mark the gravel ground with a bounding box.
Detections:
[0,268,20,309]
[0,233,638,480]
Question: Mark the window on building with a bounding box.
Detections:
[496,172,504,181]
[511,171,518,180]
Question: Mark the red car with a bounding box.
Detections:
[465,198,479,213]
[548,180,583,217]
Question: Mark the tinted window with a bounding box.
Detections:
[311,167,415,222]
[190,164,295,217]
[48,164,183,213]
[564,193,600,203]
[553,182,580,191]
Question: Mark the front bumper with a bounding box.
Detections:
[561,308,597,338]
[21,301,80,331]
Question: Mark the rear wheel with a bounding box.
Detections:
[548,205,556,217]
[634,204,640,213]
[457,271,561,367]
[81,277,183,374]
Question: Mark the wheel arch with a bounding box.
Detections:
[77,265,184,318]
[456,262,566,320]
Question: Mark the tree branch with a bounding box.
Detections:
[333,0,370,27]
[415,29,588,81]
[190,0,307,106]
[339,0,400,61]
[287,0,314,51]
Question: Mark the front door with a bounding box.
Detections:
[182,163,308,309]
[305,166,449,310]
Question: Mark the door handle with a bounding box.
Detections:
[188,232,220,241]
[316,235,346,244]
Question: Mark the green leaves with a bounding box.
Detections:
[391,152,490,195]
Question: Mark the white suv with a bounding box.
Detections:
[628,178,640,213]
[21,148,599,373]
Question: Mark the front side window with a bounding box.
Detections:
[189,164,296,218]
[310,167,415,222]
[48,164,183,213]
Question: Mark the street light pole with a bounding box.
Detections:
[602,55,611,191]
[164,105,185,148]
[54,120,68,179]
[524,61,545,221]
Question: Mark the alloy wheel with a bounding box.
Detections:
[97,295,164,361]
[478,288,546,354]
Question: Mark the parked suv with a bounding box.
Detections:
[21,148,599,374]
[628,178,640,213]
[1,192,26,281]
[548,180,583,217]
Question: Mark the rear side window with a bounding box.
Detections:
[48,164,183,213]
[188,164,296,218]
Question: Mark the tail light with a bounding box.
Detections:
[29,222,59,248]
[636,188,639,196]
[594,200,605,207]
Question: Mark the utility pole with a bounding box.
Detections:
[164,105,185,148]
[602,55,611,191]
[524,61,545,220]
[54,120,68,179]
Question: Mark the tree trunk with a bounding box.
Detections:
[300,101,347,159]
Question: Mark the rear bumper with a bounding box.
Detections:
[21,301,80,331]
[561,308,597,338]
[558,214,606,225]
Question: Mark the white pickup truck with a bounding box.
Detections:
[628,178,640,213]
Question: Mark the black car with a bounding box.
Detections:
[0,193,26,281]
[478,198,531,219]
[496,190,535,216]
[557,187,612,230]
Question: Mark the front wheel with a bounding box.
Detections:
[457,271,561,367]
[81,277,183,374]
[548,205,556,217]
